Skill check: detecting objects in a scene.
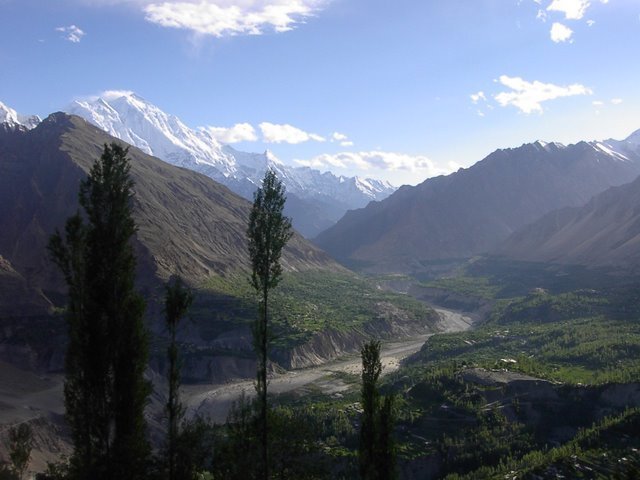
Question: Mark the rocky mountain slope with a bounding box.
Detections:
[314,134,640,273]
[498,169,640,267]
[0,113,340,301]
[64,92,395,237]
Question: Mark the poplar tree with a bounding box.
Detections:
[359,340,397,480]
[164,276,193,480]
[49,143,150,480]
[247,170,293,480]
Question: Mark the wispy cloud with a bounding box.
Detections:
[259,122,325,144]
[470,91,487,104]
[494,75,592,114]
[550,22,573,42]
[295,151,439,173]
[331,131,353,147]
[201,123,258,143]
[331,132,347,141]
[56,25,86,43]
[143,0,327,37]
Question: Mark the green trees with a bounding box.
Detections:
[247,170,293,480]
[49,143,150,480]
[164,276,194,480]
[359,340,397,480]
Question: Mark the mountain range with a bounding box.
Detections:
[59,92,395,237]
[0,112,440,380]
[6,95,640,275]
[0,112,340,309]
[315,132,640,273]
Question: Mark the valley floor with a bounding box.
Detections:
[0,305,476,474]
[184,306,475,423]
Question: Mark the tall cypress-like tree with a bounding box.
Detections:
[360,341,382,480]
[49,143,151,480]
[164,276,193,480]
[359,340,397,480]
[247,170,293,480]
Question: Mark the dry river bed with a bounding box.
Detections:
[183,306,476,423]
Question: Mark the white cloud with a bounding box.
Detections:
[547,0,590,20]
[201,123,257,143]
[611,98,623,105]
[470,91,487,104]
[494,75,592,114]
[587,19,595,26]
[331,132,348,141]
[143,0,326,37]
[550,22,573,42]
[99,90,135,100]
[592,100,604,106]
[56,25,86,43]
[259,122,325,144]
[331,131,353,147]
[295,151,438,173]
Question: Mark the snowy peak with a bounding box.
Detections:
[533,140,565,152]
[67,91,236,173]
[63,90,397,236]
[0,101,41,130]
[592,142,630,162]
[354,176,394,195]
[598,129,640,159]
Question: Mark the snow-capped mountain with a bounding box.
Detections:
[600,128,640,157]
[0,101,40,130]
[64,91,395,237]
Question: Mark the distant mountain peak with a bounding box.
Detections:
[598,129,640,159]
[64,91,396,237]
[533,140,565,152]
[0,100,41,130]
[626,128,640,146]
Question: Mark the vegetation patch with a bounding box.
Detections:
[199,270,437,350]
[422,275,501,300]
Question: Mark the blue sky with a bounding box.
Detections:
[1,0,639,186]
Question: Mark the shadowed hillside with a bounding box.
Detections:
[315,137,640,274]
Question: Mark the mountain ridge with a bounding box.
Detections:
[0,112,342,303]
[314,132,640,273]
[62,92,395,237]
[498,172,640,267]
